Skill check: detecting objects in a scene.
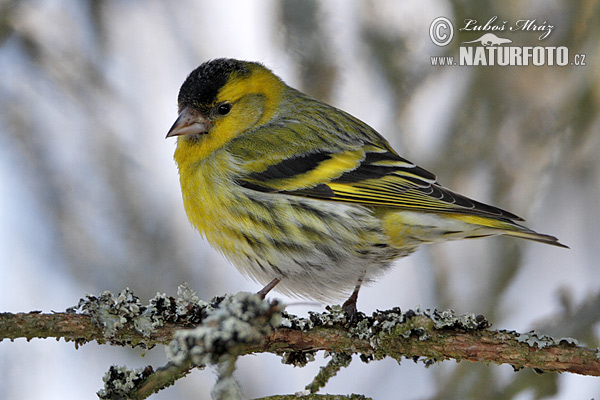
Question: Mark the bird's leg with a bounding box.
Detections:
[257,278,281,299]
[342,273,364,323]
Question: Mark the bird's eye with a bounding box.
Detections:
[217,103,232,116]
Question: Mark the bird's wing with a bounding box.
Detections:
[237,138,524,222]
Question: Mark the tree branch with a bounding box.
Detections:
[1,287,599,399]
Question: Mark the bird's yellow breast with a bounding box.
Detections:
[174,145,238,246]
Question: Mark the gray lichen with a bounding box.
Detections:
[274,305,491,369]
[212,356,243,400]
[280,306,488,342]
[281,350,316,367]
[95,288,281,398]
[67,284,215,340]
[67,288,153,338]
[166,292,282,367]
[97,365,153,399]
[305,352,353,394]
[175,283,203,315]
[515,330,579,349]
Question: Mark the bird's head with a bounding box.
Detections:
[166,58,285,159]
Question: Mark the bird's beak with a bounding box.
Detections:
[166,107,210,138]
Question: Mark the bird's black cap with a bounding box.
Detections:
[177,58,251,113]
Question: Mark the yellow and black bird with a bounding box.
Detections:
[167,58,566,318]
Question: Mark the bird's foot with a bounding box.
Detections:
[257,278,280,299]
[342,293,359,326]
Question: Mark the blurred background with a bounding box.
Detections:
[0,0,598,399]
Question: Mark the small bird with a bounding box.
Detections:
[167,58,566,319]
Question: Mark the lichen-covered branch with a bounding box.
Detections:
[255,310,599,376]
[255,395,372,400]
[1,286,600,399]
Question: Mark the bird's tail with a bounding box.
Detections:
[501,229,569,248]
[449,214,569,248]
